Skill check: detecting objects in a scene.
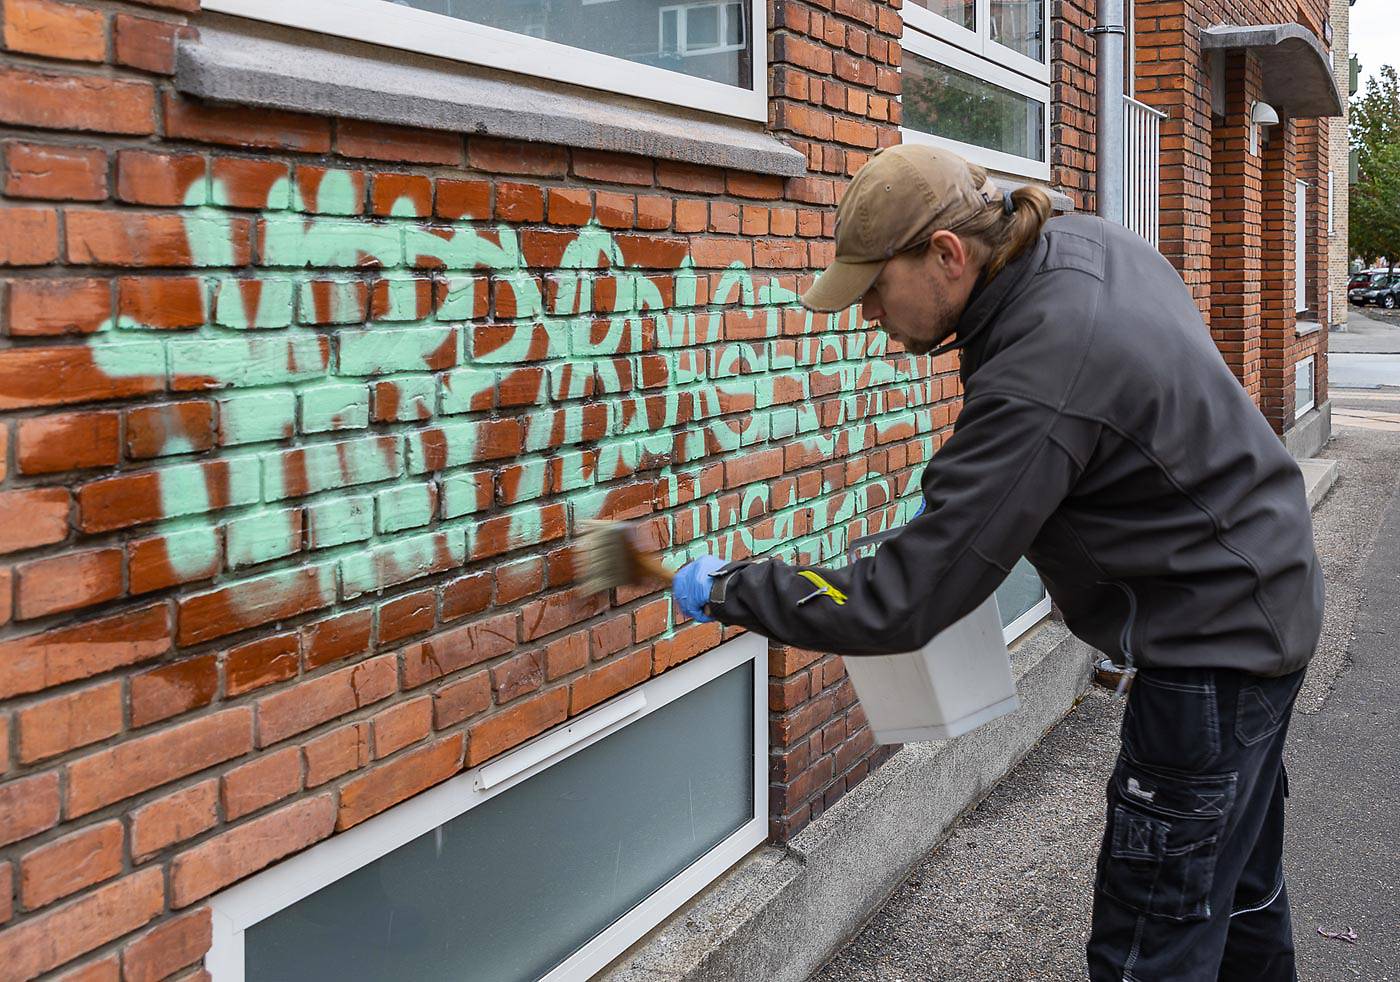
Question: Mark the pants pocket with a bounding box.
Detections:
[1098,756,1237,922]
[1235,670,1305,747]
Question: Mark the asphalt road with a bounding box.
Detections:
[810,392,1400,981]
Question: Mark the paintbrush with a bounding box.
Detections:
[574,519,675,595]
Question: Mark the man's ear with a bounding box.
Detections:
[927,229,971,280]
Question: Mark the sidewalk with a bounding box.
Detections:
[811,420,1400,980]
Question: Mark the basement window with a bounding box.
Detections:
[201,0,766,121]
[204,634,767,982]
[1295,356,1316,419]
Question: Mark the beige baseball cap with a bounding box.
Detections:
[800,145,1002,312]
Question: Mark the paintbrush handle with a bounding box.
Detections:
[633,549,675,584]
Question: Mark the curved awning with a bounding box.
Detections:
[1201,23,1344,119]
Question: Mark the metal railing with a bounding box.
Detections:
[1123,95,1167,248]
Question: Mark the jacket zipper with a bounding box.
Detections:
[1109,580,1138,696]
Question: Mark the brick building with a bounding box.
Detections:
[0,0,1342,979]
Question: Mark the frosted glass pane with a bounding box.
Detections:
[246,662,754,982]
[387,0,753,89]
[996,557,1046,629]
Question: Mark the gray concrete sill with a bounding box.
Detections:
[1296,320,1323,337]
[177,17,808,177]
[600,619,1097,982]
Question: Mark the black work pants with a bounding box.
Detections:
[1086,665,1307,981]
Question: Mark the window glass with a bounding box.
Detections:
[996,557,1047,630]
[387,0,753,88]
[245,662,755,982]
[1295,359,1316,417]
[908,0,976,31]
[903,52,1046,162]
[990,0,1044,62]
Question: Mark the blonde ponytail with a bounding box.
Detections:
[954,183,1054,280]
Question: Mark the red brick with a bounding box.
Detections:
[294,165,366,215]
[0,67,154,135]
[125,400,215,458]
[255,653,397,746]
[121,908,211,982]
[0,603,168,700]
[636,194,672,230]
[491,650,543,704]
[572,149,654,186]
[440,570,492,621]
[0,862,9,924]
[66,707,253,817]
[653,620,723,673]
[377,588,435,645]
[14,547,123,620]
[302,721,370,787]
[466,687,568,766]
[4,277,110,335]
[3,0,107,62]
[0,205,58,265]
[467,136,567,176]
[0,344,162,411]
[113,13,179,74]
[520,589,607,643]
[400,613,518,689]
[210,156,290,210]
[67,209,252,267]
[371,696,433,758]
[0,486,69,554]
[633,597,671,641]
[435,178,490,220]
[543,630,589,681]
[371,172,433,217]
[170,796,335,907]
[176,563,335,645]
[20,820,123,909]
[496,181,545,223]
[17,410,119,473]
[0,770,60,846]
[548,187,592,225]
[225,632,298,696]
[221,746,302,820]
[129,655,218,727]
[594,190,635,229]
[127,530,220,595]
[570,648,650,714]
[301,608,372,670]
[163,92,330,152]
[51,953,120,982]
[590,615,631,659]
[3,141,106,200]
[338,119,463,165]
[116,149,206,206]
[128,779,218,862]
[0,868,164,979]
[337,733,463,830]
[657,161,724,193]
[17,680,121,764]
[432,671,490,728]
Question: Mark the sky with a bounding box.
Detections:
[1350,0,1400,96]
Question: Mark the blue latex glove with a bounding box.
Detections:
[674,555,726,623]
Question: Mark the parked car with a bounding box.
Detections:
[1350,272,1400,307]
[1349,269,1384,290]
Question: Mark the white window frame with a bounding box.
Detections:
[1003,591,1052,644]
[900,28,1052,181]
[202,0,767,122]
[903,0,1051,84]
[203,633,768,982]
[660,1,746,58]
[1328,169,1335,237]
[1295,355,1317,419]
[1296,179,1309,313]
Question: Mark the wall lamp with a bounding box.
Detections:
[1250,100,1280,155]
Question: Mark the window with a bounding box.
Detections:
[205,635,767,982]
[996,557,1052,644]
[202,0,766,120]
[1328,170,1335,237]
[1295,356,1316,419]
[1296,180,1309,313]
[901,2,1051,179]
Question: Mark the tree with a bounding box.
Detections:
[1350,66,1400,270]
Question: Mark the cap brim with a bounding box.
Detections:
[799,258,884,313]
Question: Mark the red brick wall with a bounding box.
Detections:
[1135,0,1333,432]
[0,0,944,976]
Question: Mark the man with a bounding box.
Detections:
[671,145,1322,980]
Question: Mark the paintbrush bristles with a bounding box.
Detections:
[576,519,674,595]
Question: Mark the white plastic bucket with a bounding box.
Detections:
[840,529,1020,743]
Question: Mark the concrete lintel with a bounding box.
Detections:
[600,622,1097,982]
[176,22,809,178]
[1202,24,1344,118]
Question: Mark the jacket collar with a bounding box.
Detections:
[926,233,1049,379]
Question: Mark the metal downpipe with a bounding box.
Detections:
[1093,0,1127,223]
